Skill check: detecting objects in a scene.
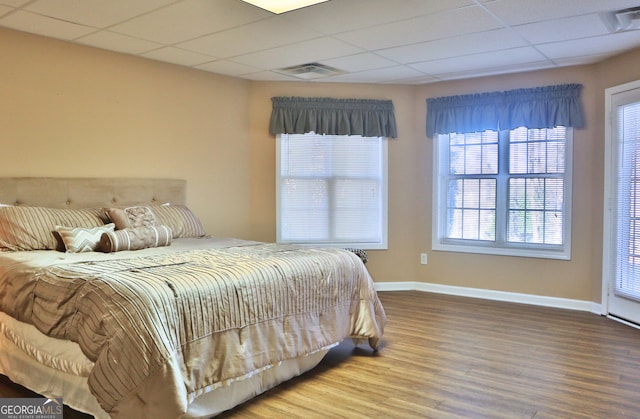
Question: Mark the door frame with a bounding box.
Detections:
[602,79,640,318]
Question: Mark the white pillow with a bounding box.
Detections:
[55,223,115,253]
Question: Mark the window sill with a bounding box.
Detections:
[432,241,570,260]
[278,240,387,250]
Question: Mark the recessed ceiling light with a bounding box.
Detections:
[241,0,329,14]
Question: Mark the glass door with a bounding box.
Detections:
[605,81,640,324]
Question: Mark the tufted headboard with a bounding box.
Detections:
[0,177,186,209]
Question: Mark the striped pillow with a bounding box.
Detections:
[55,223,115,253]
[104,205,205,239]
[149,204,205,238]
[0,206,108,251]
[99,225,172,252]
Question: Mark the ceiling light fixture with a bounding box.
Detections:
[241,0,329,14]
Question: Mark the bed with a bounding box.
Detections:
[0,177,386,418]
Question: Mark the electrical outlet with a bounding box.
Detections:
[420,253,428,265]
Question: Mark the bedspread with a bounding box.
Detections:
[0,242,385,418]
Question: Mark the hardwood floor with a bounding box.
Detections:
[3,291,640,418]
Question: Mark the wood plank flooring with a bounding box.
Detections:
[3,291,640,418]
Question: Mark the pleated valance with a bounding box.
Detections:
[426,83,584,137]
[269,96,398,138]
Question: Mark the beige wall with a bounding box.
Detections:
[0,28,252,239]
[4,26,640,303]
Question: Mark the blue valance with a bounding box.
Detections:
[270,96,397,138]
[426,83,584,137]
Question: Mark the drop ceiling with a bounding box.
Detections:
[1,0,639,84]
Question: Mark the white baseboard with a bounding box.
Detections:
[375,281,603,315]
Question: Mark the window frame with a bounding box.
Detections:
[276,133,389,250]
[432,127,573,260]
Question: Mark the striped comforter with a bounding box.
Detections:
[0,241,385,418]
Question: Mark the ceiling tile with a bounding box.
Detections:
[141,46,215,67]
[177,16,323,58]
[326,65,426,83]
[285,0,476,34]
[109,0,269,44]
[231,37,365,70]
[77,30,162,55]
[410,46,549,75]
[241,70,299,81]
[24,0,177,28]
[552,53,614,67]
[436,60,554,81]
[377,28,528,64]
[194,60,261,76]
[320,53,399,73]
[335,4,504,51]
[514,13,611,45]
[536,31,640,60]
[484,0,640,26]
[0,10,94,39]
[386,74,440,85]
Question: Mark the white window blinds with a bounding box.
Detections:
[507,127,566,246]
[277,133,388,249]
[614,98,640,299]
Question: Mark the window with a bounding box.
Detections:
[277,133,388,249]
[433,126,572,259]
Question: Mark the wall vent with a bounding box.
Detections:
[601,7,640,33]
[274,62,344,79]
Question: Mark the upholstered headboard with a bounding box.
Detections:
[0,178,186,209]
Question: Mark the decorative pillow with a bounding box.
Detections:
[104,206,157,230]
[104,204,206,239]
[0,206,108,251]
[99,225,172,253]
[55,223,115,253]
[149,204,206,238]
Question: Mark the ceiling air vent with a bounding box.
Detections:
[274,62,345,80]
[601,6,640,33]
